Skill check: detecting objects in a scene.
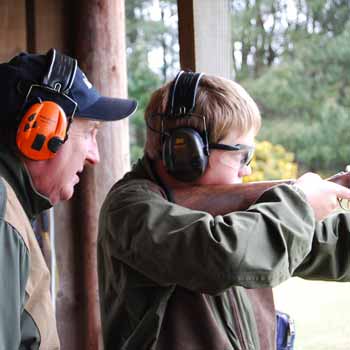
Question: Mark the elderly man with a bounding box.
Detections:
[0,48,136,349]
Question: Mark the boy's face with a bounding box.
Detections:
[199,129,255,185]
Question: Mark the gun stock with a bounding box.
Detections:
[173,171,350,216]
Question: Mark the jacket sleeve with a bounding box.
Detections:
[0,219,29,349]
[99,181,316,294]
[294,211,350,280]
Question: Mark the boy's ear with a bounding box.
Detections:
[162,71,208,182]
[162,128,208,182]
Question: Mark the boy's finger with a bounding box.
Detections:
[335,185,350,200]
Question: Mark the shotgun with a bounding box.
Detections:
[173,171,350,216]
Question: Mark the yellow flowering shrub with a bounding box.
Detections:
[244,140,298,182]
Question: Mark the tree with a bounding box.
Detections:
[231,0,350,172]
[126,0,179,162]
[248,26,350,172]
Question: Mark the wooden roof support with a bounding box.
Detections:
[71,1,130,349]
[177,0,232,78]
[177,0,196,71]
[0,0,26,61]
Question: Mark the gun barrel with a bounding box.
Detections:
[173,171,350,216]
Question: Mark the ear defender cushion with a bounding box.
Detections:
[162,128,208,182]
[16,101,67,160]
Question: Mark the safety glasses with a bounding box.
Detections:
[209,143,255,167]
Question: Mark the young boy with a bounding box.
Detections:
[98,71,350,350]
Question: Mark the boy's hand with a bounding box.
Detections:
[295,172,350,221]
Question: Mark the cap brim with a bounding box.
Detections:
[77,96,137,121]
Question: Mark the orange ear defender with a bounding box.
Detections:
[16,101,68,160]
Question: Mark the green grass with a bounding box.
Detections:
[274,278,350,350]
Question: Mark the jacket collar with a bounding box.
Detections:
[134,156,159,181]
[126,156,163,184]
[0,145,52,220]
[129,156,174,202]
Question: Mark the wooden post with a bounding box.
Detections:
[72,1,130,349]
[31,0,69,54]
[177,0,196,71]
[0,0,26,61]
[177,0,231,78]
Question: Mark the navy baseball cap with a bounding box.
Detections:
[0,49,137,125]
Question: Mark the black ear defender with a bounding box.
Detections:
[161,70,209,182]
[16,48,78,160]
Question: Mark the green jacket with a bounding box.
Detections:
[98,157,350,350]
[0,146,60,350]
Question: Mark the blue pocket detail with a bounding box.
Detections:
[276,310,296,350]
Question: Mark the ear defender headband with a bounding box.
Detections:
[16,48,78,160]
[162,70,209,182]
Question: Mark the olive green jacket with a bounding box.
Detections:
[98,157,350,350]
[0,146,60,350]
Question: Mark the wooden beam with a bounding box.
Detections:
[25,0,36,52]
[193,0,231,77]
[32,0,68,53]
[177,0,231,78]
[71,1,130,349]
[177,0,196,71]
[0,0,26,61]
[55,200,82,350]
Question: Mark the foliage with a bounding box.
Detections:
[126,0,179,163]
[244,140,298,182]
[231,0,350,79]
[128,51,161,163]
[231,0,350,173]
[126,0,350,173]
[245,24,350,172]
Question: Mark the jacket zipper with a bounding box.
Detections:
[228,288,248,350]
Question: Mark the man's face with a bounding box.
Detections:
[25,118,101,204]
[198,129,255,185]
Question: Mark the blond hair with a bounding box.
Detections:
[144,74,261,159]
